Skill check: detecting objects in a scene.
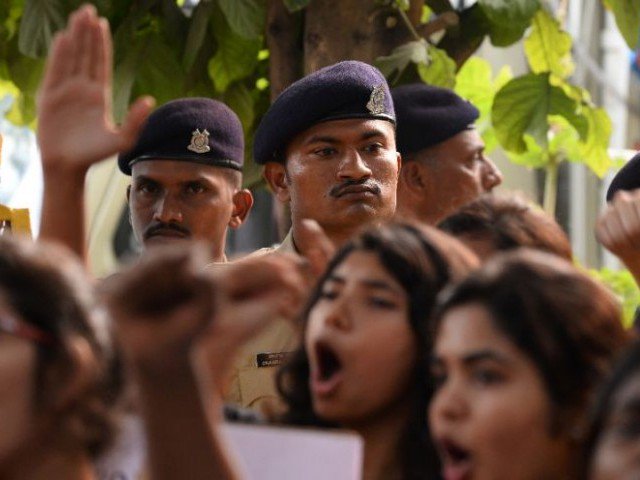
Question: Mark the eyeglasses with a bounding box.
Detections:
[0,314,56,345]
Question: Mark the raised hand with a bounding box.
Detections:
[596,189,640,285]
[294,218,336,278]
[36,4,153,174]
[104,243,309,382]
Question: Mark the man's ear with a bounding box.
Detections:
[400,161,426,194]
[263,162,290,203]
[229,189,254,229]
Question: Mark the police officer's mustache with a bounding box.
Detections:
[330,179,381,198]
[143,222,191,240]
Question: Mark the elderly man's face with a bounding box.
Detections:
[417,130,502,224]
[265,118,400,237]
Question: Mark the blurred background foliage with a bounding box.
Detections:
[1,0,640,320]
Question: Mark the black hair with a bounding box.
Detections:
[277,223,478,479]
[0,236,122,458]
[438,193,573,261]
[433,250,628,443]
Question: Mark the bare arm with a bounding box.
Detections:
[105,245,308,480]
[37,5,152,259]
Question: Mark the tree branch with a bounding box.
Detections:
[266,0,303,101]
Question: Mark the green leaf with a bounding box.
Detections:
[478,0,539,47]
[417,45,456,89]
[132,34,186,107]
[0,77,27,126]
[579,107,613,177]
[182,0,215,70]
[548,116,583,163]
[506,134,547,168]
[218,0,265,39]
[0,0,23,41]
[113,43,145,123]
[18,0,66,58]
[208,12,261,93]
[421,5,433,23]
[283,0,311,12]
[524,9,574,79]
[590,267,640,329]
[604,0,640,49]
[492,72,585,153]
[224,82,255,132]
[375,40,429,80]
[455,57,512,153]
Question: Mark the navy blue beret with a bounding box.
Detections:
[392,83,479,156]
[253,60,395,165]
[607,152,640,201]
[118,97,244,175]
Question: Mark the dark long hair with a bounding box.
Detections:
[0,236,122,458]
[277,223,478,479]
[433,250,629,468]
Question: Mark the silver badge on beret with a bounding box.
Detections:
[187,129,211,154]
[366,84,386,115]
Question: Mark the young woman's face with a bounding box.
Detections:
[590,372,640,480]
[305,250,416,426]
[0,295,38,466]
[429,303,572,480]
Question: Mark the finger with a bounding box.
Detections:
[78,12,97,77]
[89,17,105,81]
[105,243,208,315]
[224,255,307,300]
[68,7,88,76]
[96,18,113,86]
[595,210,613,247]
[40,32,72,93]
[119,96,155,149]
[604,208,630,250]
[296,218,335,277]
[616,196,640,244]
[595,216,614,250]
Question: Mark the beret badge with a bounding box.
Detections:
[366,84,386,115]
[187,129,211,154]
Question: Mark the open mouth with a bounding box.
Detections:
[317,342,342,380]
[439,439,473,480]
[311,342,344,396]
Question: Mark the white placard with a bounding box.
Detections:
[221,422,363,480]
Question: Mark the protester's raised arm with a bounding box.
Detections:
[104,245,308,480]
[37,5,153,258]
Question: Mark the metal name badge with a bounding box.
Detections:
[366,84,386,115]
[256,352,292,368]
[187,128,211,154]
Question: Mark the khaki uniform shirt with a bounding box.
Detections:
[222,231,300,413]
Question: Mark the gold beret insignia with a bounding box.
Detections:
[366,84,386,115]
[187,129,211,154]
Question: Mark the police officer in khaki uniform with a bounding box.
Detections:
[225,60,401,410]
